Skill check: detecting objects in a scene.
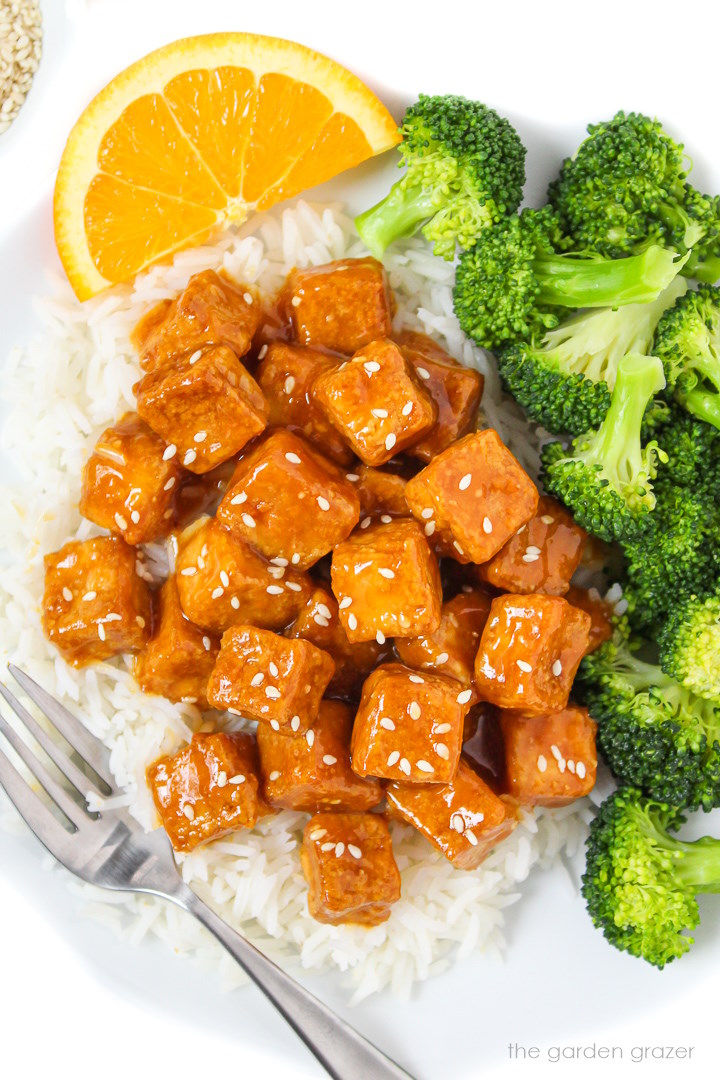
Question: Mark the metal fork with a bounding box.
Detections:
[0,664,411,1080]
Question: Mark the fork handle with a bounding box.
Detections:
[172,884,413,1080]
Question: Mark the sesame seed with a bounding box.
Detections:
[197,557,206,570]
[229,774,245,785]
[435,652,449,665]
[402,401,413,416]
[317,496,330,511]
[231,596,240,609]
[379,568,395,581]
[372,408,389,418]
[306,730,315,747]
[82,591,97,602]
[380,718,396,730]
[347,613,358,631]
[453,540,464,555]
[265,687,281,699]
[541,515,555,525]
[456,689,473,705]
[114,513,127,531]
[346,473,360,482]
[285,582,301,592]
[380,514,393,524]
[271,556,289,567]
[384,433,397,452]
[217,771,227,787]
[364,361,381,374]
[451,813,465,833]
[558,758,567,773]
[251,673,265,686]
[241,513,256,528]
[291,715,300,732]
[202,636,211,651]
[335,842,345,857]
[459,473,472,491]
[284,375,295,394]
[310,829,327,841]
[230,492,248,505]
[420,507,434,519]
[321,842,335,852]
[183,449,197,466]
[552,660,563,676]
[194,431,207,443]
[537,754,547,773]
[285,452,302,464]
[516,660,532,673]
[576,761,587,779]
[258,344,269,360]
[164,477,176,491]
[316,603,332,620]
[130,510,140,524]
[416,366,430,380]
[291,296,302,307]
[416,760,434,773]
[163,444,177,461]
[97,624,106,641]
[268,566,285,579]
[269,771,281,781]
[211,587,224,599]
[425,521,436,536]
[567,760,576,774]
[243,292,254,305]
[183,804,195,820]
[270,720,280,731]
[360,516,372,529]
[409,675,424,684]
[323,754,338,766]
[136,616,146,628]
[436,744,450,760]
[348,844,362,859]
[269,662,279,677]
[387,750,400,767]
[220,571,230,588]
[482,516,493,534]
[435,723,452,734]
[105,613,121,622]
[550,744,562,761]
[465,830,478,846]
[376,630,386,644]
[62,587,73,602]
[409,702,421,719]
[522,552,540,563]
[266,585,284,595]
[339,597,352,609]
[399,757,411,775]
[292,555,300,565]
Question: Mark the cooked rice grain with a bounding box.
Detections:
[0,0,42,134]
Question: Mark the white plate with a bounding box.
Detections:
[2,2,720,1077]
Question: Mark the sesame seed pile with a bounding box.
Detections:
[0,1,42,135]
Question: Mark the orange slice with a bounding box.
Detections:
[54,33,401,300]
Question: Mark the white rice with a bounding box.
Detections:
[0,200,591,1001]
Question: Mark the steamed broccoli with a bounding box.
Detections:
[654,405,720,491]
[579,627,720,810]
[541,353,666,543]
[582,786,720,967]
[653,284,720,430]
[496,278,686,435]
[659,586,720,702]
[549,111,720,281]
[452,208,686,351]
[354,95,526,260]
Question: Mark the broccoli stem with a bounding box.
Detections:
[355,183,441,259]
[684,250,720,284]
[631,803,720,892]
[533,245,688,308]
[681,387,720,430]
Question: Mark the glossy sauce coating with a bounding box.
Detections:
[564,585,614,654]
[353,464,409,518]
[395,586,494,689]
[499,705,598,806]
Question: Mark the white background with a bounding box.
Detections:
[1,2,720,1078]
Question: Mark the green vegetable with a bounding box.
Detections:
[583,786,720,967]
[653,284,720,430]
[355,94,525,260]
[659,586,720,701]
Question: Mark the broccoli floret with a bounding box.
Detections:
[496,278,686,435]
[541,353,666,543]
[653,284,720,430]
[549,111,720,278]
[582,786,720,967]
[654,405,720,491]
[579,627,720,810]
[354,95,526,260]
[659,586,720,701]
[453,208,686,351]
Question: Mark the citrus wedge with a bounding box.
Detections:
[54,33,401,300]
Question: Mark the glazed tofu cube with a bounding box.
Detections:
[132,269,261,373]
[286,587,384,697]
[386,760,517,870]
[353,465,409,519]
[133,576,219,707]
[146,732,263,852]
[207,626,334,733]
[499,706,598,806]
[462,704,507,791]
[216,430,359,569]
[474,594,591,714]
[281,258,393,355]
[476,497,587,596]
[405,430,539,564]
[135,344,267,474]
[43,536,151,666]
[175,518,310,634]
[79,413,183,545]
[256,342,353,465]
[565,586,614,655]
[395,330,484,461]
[257,700,383,812]
[300,811,401,925]
[395,587,493,688]
[331,518,442,643]
[313,339,437,466]
[351,663,469,783]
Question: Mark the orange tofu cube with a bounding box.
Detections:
[43,537,151,666]
[331,518,442,643]
[286,587,384,697]
[133,576,219,707]
[281,258,393,355]
[353,465,409,519]
[499,706,598,806]
[474,594,591,714]
[256,342,353,465]
[351,663,469,783]
[313,339,437,466]
[135,344,267,474]
[132,270,261,373]
[300,811,401,925]
[79,413,183,545]
[216,430,359,569]
[405,430,539,564]
[175,518,310,634]
[565,586,614,655]
[207,626,334,732]
[476,496,587,596]
[395,330,484,461]
[386,760,517,869]
[395,587,493,688]
[146,732,263,852]
[256,700,383,812]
